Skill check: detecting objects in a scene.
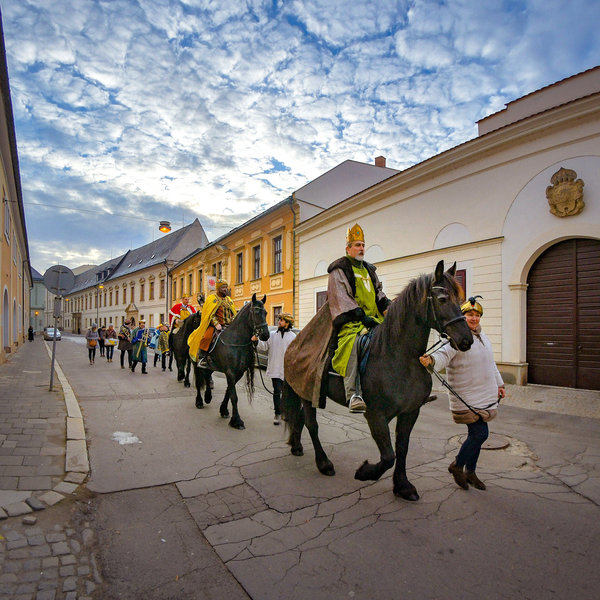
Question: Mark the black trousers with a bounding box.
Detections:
[272,378,283,415]
[120,348,132,368]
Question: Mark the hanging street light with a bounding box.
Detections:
[159,221,171,233]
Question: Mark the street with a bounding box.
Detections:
[4,333,600,600]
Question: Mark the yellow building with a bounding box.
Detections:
[0,27,32,363]
[170,198,297,325]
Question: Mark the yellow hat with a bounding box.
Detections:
[346,223,365,245]
[279,312,295,325]
[461,296,483,315]
[216,279,228,289]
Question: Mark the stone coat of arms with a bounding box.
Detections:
[545,167,585,217]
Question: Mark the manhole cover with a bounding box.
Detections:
[457,433,510,450]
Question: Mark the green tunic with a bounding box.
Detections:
[331,261,383,376]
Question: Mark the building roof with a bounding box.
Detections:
[31,267,44,281]
[67,219,208,294]
[293,159,399,223]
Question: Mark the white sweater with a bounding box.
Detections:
[431,330,504,412]
[257,328,297,380]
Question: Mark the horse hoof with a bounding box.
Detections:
[184,382,191,388]
[205,397,211,404]
[291,447,304,457]
[318,462,335,476]
[354,460,380,481]
[220,411,230,419]
[229,422,245,430]
[195,403,204,409]
[393,487,420,502]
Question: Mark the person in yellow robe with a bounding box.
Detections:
[188,280,237,363]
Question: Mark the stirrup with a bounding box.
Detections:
[349,394,366,413]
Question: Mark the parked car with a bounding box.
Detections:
[43,327,61,341]
[256,325,300,368]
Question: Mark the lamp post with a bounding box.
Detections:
[96,284,104,325]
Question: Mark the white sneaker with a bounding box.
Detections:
[349,395,367,413]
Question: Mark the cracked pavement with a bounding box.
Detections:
[54,333,600,599]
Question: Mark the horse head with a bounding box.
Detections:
[251,293,270,341]
[428,260,473,352]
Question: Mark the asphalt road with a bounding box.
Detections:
[54,333,600,600]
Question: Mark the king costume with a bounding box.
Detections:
[285,224,390,409]
[188,281,237,361]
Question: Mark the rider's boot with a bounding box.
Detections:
[348,369,366,413]
[197,350,208,367]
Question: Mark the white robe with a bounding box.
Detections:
[257,328,297,380]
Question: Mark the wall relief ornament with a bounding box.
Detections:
[546,167,584,217]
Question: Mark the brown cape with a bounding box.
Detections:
[284,257,389,407]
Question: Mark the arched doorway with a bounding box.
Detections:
[526,238,600,390]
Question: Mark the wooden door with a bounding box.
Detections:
[527,238,600,390]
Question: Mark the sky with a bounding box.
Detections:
[2,0,599,274]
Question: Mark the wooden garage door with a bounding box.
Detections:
[527,238,600,390]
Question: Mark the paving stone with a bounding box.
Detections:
[50,541,70,556]
[23,516,38,526]
[27,534,45,546]
[37,491,63,507]
[0,507,7,519]
[52,482,77,495]
[36,590,57,600]
[26,497,46,511]
[45,532,66,543]
[5,501,33,517]
[62,576,77,592]
[40,567,58,579]
[59,565,76,577]
[6,537,28,550]
[69,539,80,554]
[41,556,59,569]
[60,555,76,566]
[64,472,86,484]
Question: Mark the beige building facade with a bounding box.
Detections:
[295,67,600,390]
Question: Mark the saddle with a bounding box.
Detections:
[327,326,377,380]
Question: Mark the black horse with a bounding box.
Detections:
[191,293,270,429]
[170,314,200,387]
[282,261,473,501]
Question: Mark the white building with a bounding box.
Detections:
[295,67,600,390]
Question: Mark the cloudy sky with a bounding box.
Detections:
[2,0,599,273]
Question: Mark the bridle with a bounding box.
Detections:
[425,285,466,355]
[216,302,268,348]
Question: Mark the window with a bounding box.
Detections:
[4,194,10,242]
[109,291,113,306]
[115,289,119,305]
[189,273,193,294]
[180,277,184,297]
[131,286,135,303]
[273,306,282,325]
[104,291,107,306]
[140,284,145,301]
[455,269,467,300]
[159,279,165,299]
[172,281,177,300]
[316,291,327,312]
[253,245,261,280]
[197,270,203,296]
[273,235,282,274]
[159,313,165,325]
[236,252,243,284]
[212,263,216,276]
[149,281,155,300]
[123,288,127,305]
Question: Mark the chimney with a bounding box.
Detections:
[374,156,386,168]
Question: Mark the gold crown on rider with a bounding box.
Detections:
[346,223,365,246]
[460,296,483,316]
[216,279,228,289]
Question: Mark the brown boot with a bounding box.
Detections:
[466,471,486,490]
[448,460,468,490]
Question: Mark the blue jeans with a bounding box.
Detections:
[456,419,489,472]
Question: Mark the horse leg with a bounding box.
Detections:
[302,400,335,476]
[392,409,421,501]
[184,358,191,388]
[194,364,205,409]
[354,412,395,481]
[226,376,245,430]
[219,388,230,419]
[282,382,304,456]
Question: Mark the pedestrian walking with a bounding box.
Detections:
[131,320,149,374]
[105,324,118,363]
[153,323,170,371]
[98,325,106,357]
[86,324,100,365]
[419,296,505,490]
[118,320,133,369]
[253,313,297,425]
[28,325,34,341]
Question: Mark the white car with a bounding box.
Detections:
[43,327,61,341]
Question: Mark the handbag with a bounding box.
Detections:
[105,339,117,346]
[89,339,97,348]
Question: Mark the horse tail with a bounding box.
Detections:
[244,367,255,404]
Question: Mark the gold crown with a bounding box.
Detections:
[461,296,483,315]
[346,223,365,245]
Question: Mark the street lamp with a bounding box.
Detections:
[96,284,104,324]
[159,220,171,233]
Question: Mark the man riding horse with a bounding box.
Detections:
[286,223,391,413]
[188,279,237,365]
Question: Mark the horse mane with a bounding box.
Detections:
[370,270,462,355]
